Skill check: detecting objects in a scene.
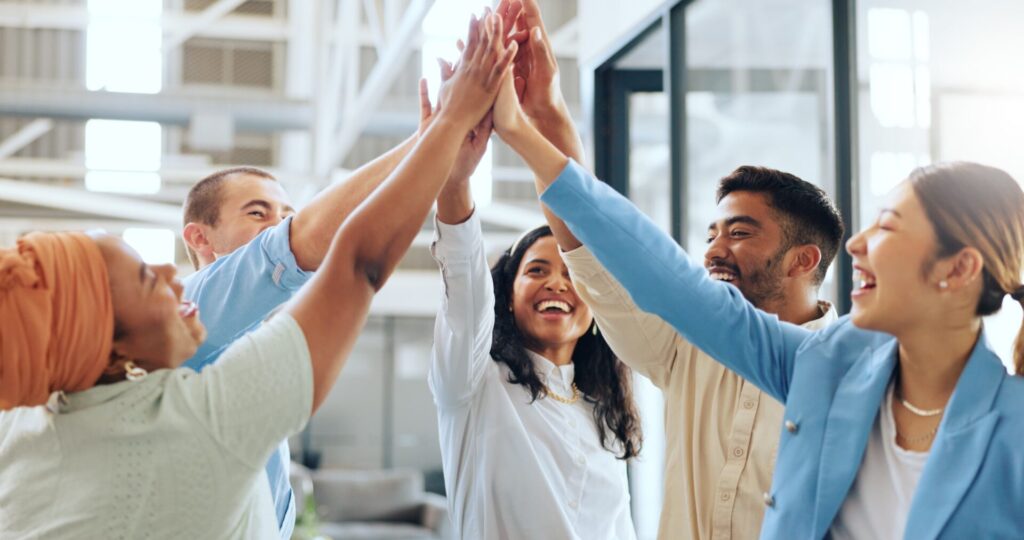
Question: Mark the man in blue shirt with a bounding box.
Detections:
[179,128,422,538]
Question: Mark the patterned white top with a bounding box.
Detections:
[0,314,312,540]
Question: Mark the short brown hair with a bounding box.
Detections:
[182,166,276,269]
[717,166,845,285]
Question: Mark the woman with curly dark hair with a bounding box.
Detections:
[428,117,641,540]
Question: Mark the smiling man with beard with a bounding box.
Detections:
[558,165,844,539]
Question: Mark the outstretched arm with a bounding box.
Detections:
[288,12,517,413]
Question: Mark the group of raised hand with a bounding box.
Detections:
[418,0,578,187]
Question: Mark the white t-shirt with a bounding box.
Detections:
[831,383,930,540]
[429,214,636,540]
[0,314,312,540]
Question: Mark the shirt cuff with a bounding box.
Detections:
[263,216,314,290]
[431,210,483,262]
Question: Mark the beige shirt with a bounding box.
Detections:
[563,246,836,540]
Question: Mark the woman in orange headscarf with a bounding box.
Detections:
[0,13,514,538]
[0,232,116,409]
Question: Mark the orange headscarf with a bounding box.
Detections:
[0,232,114,410]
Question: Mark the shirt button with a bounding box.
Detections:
[569,418,577,428]
[568,500,578,509]
[785,420,798,433]
[763,492,775,507]
[732,447,745,458]
[576,454,586,466]
[742,400,755,409]
[720,492,731,502]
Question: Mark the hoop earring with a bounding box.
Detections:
[592,323,599,336]
[124,361,148,382]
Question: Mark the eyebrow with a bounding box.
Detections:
[241,199,295,215]
[525,258,552,266]
[708,215,763,231]
[880,208,903,218]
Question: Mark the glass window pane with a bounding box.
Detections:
[686,0,837,302]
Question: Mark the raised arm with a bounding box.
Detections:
[286,12,517,413]
[288,135,418,271]
[492,77,809,402]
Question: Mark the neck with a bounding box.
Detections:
[762,286,823,325]
[895,317,981,409]
[526,342,576,366]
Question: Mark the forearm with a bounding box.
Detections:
[290,134,418,270]
[531,103,584,165]
[437,177,474,225]
[287,119,467,412]
[504,121,581,250]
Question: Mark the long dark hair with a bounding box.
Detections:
[490,225,642,459]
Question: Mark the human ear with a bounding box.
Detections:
[786,244,823,280]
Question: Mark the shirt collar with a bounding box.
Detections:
[803,300,837,331]
[525,349,575,392]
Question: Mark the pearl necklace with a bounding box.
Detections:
[896,390,945,417]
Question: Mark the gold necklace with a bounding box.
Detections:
[544,382,580,404]
[895,425,939,445]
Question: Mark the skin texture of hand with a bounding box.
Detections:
[513,0,563,117]
[435,13,517,131]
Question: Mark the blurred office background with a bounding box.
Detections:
[2,0,1022,538]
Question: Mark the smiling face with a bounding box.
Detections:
[207,174,294,260]
[510,236,593,353]
[89,233,206,372]
[705,191,791,309]
[846,181,943,334]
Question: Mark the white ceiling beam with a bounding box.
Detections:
[321,0,435,174]
[0,119,53,160]
[163,0,250,52]
[0,178,182,226]
[362,0,387,54]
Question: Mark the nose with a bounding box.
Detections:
[846,227,868,257]
[545,273,570,293]
[156,264,183,297]
[704,235,730,267]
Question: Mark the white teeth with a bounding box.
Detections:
[853,270,876,289]
[536,300,571,313]
[709,272,735,282]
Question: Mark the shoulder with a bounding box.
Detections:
[799,315,891,350]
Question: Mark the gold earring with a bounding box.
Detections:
[124,361,148,382]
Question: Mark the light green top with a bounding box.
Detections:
[0,314,312,540]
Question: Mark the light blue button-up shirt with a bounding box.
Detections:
[182,216,313,540]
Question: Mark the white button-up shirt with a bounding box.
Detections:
[429,213,636,540]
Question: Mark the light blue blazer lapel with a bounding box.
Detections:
[811,339,898,537]
[904,333,1004,539]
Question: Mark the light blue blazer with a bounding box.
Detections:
[540,160,1024,539]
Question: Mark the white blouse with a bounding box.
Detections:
[429,213,636,540]
[0,314,312,540]
[831,383,929,540]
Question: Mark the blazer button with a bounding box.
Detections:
[763,492,775,507]
[785,420,798,433]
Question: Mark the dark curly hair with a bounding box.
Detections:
[490,225,642,459]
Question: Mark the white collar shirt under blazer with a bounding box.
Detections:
[428,212,636,540]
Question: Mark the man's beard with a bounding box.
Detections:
[739,247,788,309]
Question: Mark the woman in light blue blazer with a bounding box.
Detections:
[488,70,1024,539]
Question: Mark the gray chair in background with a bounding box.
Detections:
[290,463,451,540]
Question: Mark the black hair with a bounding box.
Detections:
[717,166,845,285]
[490,225,642,459]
